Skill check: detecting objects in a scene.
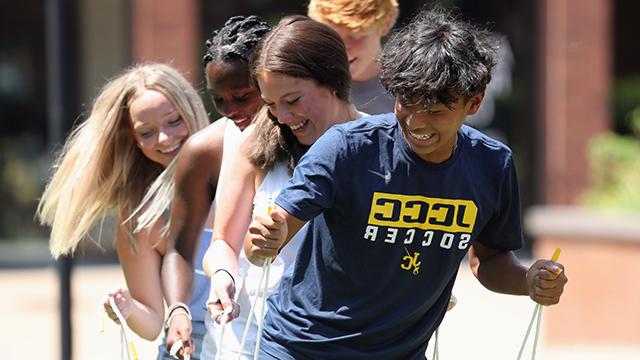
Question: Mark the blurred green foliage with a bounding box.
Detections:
[580,103,640,211]
[613,77,640,133]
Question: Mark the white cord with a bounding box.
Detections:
[517,304,542,360]
[236,259,271,360]
[532,304,542,359]
[237,200,276,359]
[108,297,138,360]
[432,328,439,360]
[216,317,226,359]
[253,258,272,360]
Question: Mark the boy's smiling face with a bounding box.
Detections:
[395,92,484,164]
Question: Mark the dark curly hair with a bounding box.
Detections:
[203,15,272,66]
[379,7,498,108]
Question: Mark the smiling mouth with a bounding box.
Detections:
[289,119,309,132]
[159,143,181,154]
[231,117,252,128]
[408,131,434,141]
[232,117,250,124]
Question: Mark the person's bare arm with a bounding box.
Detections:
[163,121,224,300]
[162,121,224,356]
[202,128,259,323]
[203,126,260,274]
[113,216,166,340]
[469,241,567,305]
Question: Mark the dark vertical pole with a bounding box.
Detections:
[45,0,76,359]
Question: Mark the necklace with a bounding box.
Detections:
[451,133,459,156]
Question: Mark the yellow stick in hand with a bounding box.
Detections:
[550,248,562,275]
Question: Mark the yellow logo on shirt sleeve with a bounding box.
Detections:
[368,192,478,233]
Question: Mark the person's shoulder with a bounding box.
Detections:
[460,125,513,166]
[335,112,397,135]
[180,118,225,163]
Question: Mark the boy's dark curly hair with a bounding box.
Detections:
[379,7,498,108]
[203,15,272,65]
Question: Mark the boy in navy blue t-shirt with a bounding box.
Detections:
[214,8,568,359]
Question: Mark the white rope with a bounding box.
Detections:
[216,321,226,359]
[431,328,439,360]
[532,304,542,359]
[517,248,561,360]
[253,258,272,360]
[516,303,542,360]
[108,297,138,360]
[211,297,234,359]
[236,258,272,360]
[169,338,191,360]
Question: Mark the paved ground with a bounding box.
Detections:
[2,264,639,359]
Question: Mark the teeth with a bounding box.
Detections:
[160,144,180,154]
[409,131,433,140]
[289,120,308,131]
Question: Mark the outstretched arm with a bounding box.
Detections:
[469,241,567,305]
[112,218,166,340]
[202,128,258,323]
[162,122,224,355]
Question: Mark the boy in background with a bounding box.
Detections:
[308,0,398,114]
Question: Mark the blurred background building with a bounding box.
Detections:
[1,0,639,358]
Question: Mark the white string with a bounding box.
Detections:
[431,328,439,360]
[532,304,542,359]
[216,319,226,359]
[253,258,272,360]
[517,304,542,360]
[237,200,276,359]
[120,328,127,360]
[169,338,191,360]
[108,297,138,360]
[236,259,271,360]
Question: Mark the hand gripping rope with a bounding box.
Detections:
[215,309,227,359]
[216,257,271,360]
[516,248,561,360]
[169,338,191,360]
[216,201,275,359]
[106,297,139,360]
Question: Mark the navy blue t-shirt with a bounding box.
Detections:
[260,113,524,359]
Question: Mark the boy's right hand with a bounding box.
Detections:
[103,288,133,324]
[247,209,288,259]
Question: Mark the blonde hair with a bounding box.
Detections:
[307,0,399,31]
[37,63,209,258]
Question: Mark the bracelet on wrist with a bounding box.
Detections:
[167,302,191,318]
[164,302,191,330]
[164,308,192,330]
[213,268,235,287]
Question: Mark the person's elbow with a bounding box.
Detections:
[140,327,162,341]
[130,319,163,341]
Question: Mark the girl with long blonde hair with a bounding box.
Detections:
[37,63,209,340]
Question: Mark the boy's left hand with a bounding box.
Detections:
[526,260,568,305]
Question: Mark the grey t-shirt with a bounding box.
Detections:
[350,76,395,115]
